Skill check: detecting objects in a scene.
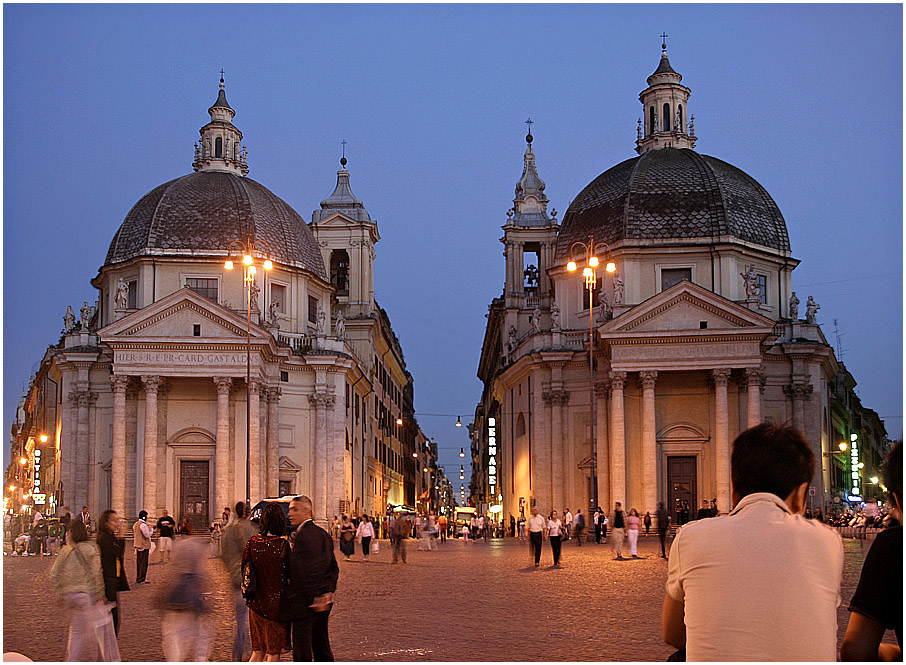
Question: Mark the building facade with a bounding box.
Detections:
[6,81,430,528]
[474,46,889,524]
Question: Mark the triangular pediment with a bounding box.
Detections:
[599,281,775,335]
[99,287,271,341]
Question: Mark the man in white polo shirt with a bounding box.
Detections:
[661,423,843,661]
[526,505,546,567]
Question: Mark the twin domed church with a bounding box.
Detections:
[10,45,884,528]
[472,44,885,522]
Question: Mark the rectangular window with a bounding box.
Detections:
[185,277,219,302]
[280,371,289,383]
[271,283,287,314]
[279,480,292,497]
[193,324,201,337]
[756,274,768,305]
[308,295,318,323]
[126,281,138,309]
[661,268,692,291]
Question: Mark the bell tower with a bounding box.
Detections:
[193,74,249,175]
[636,37,697,154]
[501,123,559,330]
[310,151,380,319]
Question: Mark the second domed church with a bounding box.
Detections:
[473,44,876,523]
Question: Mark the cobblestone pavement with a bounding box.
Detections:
[2,532,896,661]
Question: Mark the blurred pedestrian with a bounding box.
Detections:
[221,500,258,662]
[60,507,72,545]
[158,538,211,661]
[76,506,91,532]
[243,503,291,661]
[517,514,526,541]
[156,509,176,562]
[48,516,63,555]
[527,505,545,567]
[643,511,652,536]
[222,506,232,526]
[97,510,129,635]
[132,510,152,584]
[438,513,448,543]
[32,515,48,556]
[50,520,120,661]
[656,501,670,559]
[355,514,375,561]
[841,440,902,661]
[547,510,563,566]
[696,500,712,520]
[627,508,642,558]
[391,513,411,563]
[610,502,626,560]
[338,515,355,561]
[572,509,585,545]
[283,495,339,662]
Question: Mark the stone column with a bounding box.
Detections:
[595,381,610,511]
[75,388,93,508]
[141,376,161,516]
[745,367,764,428]
[532,379,550,510]
[266,386,281,498]
[62,391,78,508]
[608,372,627,508]
[712,369,732,514]
[545,390,569,512]
[110,375,130,518]
[784,382,813,433]
[214,378,232,517]
[639,370,658,519]
[308,392,336,522]
[248,380,262,503]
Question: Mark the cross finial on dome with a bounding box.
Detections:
[220,69,225,88]
[340,139,347,167]
[525,117,534,144]
[660,32,668,52]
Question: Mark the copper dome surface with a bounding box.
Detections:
[555,148,790,259]
[105,171,327,279]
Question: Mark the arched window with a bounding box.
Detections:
[677,105,683,132]
[215,137,223,158]
[663,103,671,132]
[516,413,526,438]
[649,106,656,136]
[330,249,350,294]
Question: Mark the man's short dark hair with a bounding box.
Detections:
[138,510,147,520]
[731,423,815,500]
[881,440,902,503]
[70,520,89,543]
[730,423,815,499]
[235,501,246,519]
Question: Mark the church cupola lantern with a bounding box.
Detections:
[193,73,249,175]
[635,36,697,154]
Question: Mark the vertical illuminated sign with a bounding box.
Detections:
[849,433,860,499]
[488,417,497,495]
[33,448,46,505]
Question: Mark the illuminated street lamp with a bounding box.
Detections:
[566,235,616,513]
[455,416,462,428]
[18,458,26,466]
[225,234,273,509]
[459,448,465,458]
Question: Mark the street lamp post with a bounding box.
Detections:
[225,234,273,511]
[567,236,616,518]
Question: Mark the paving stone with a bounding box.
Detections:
[1,533,896,661]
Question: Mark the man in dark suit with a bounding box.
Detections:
[284,495,339,661]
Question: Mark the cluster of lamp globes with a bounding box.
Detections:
[566,255,617,281]
[224,254,273,273]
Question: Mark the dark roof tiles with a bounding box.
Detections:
[105,171,326,279]
[556,148,789,258]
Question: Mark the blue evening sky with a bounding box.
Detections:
[3,4,902,491]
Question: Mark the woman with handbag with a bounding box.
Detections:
[97,510,129,635]
[242,503,291,661]
[338,514,355,561]
[50,520,120,661]
[546,510,564,567]
[355,514,375,561]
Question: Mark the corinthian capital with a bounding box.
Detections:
[265,386,282,402]
[745,367,764,386]
[308,391,336,409]
[609,371,627,391]
[110,374,130,393]
[213,377,233,395]
[140,375,162,393]
[639,370,658,390]
[783,382,813,401]
[711,368,732,387]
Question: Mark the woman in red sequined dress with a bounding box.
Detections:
[242,503,291,661]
